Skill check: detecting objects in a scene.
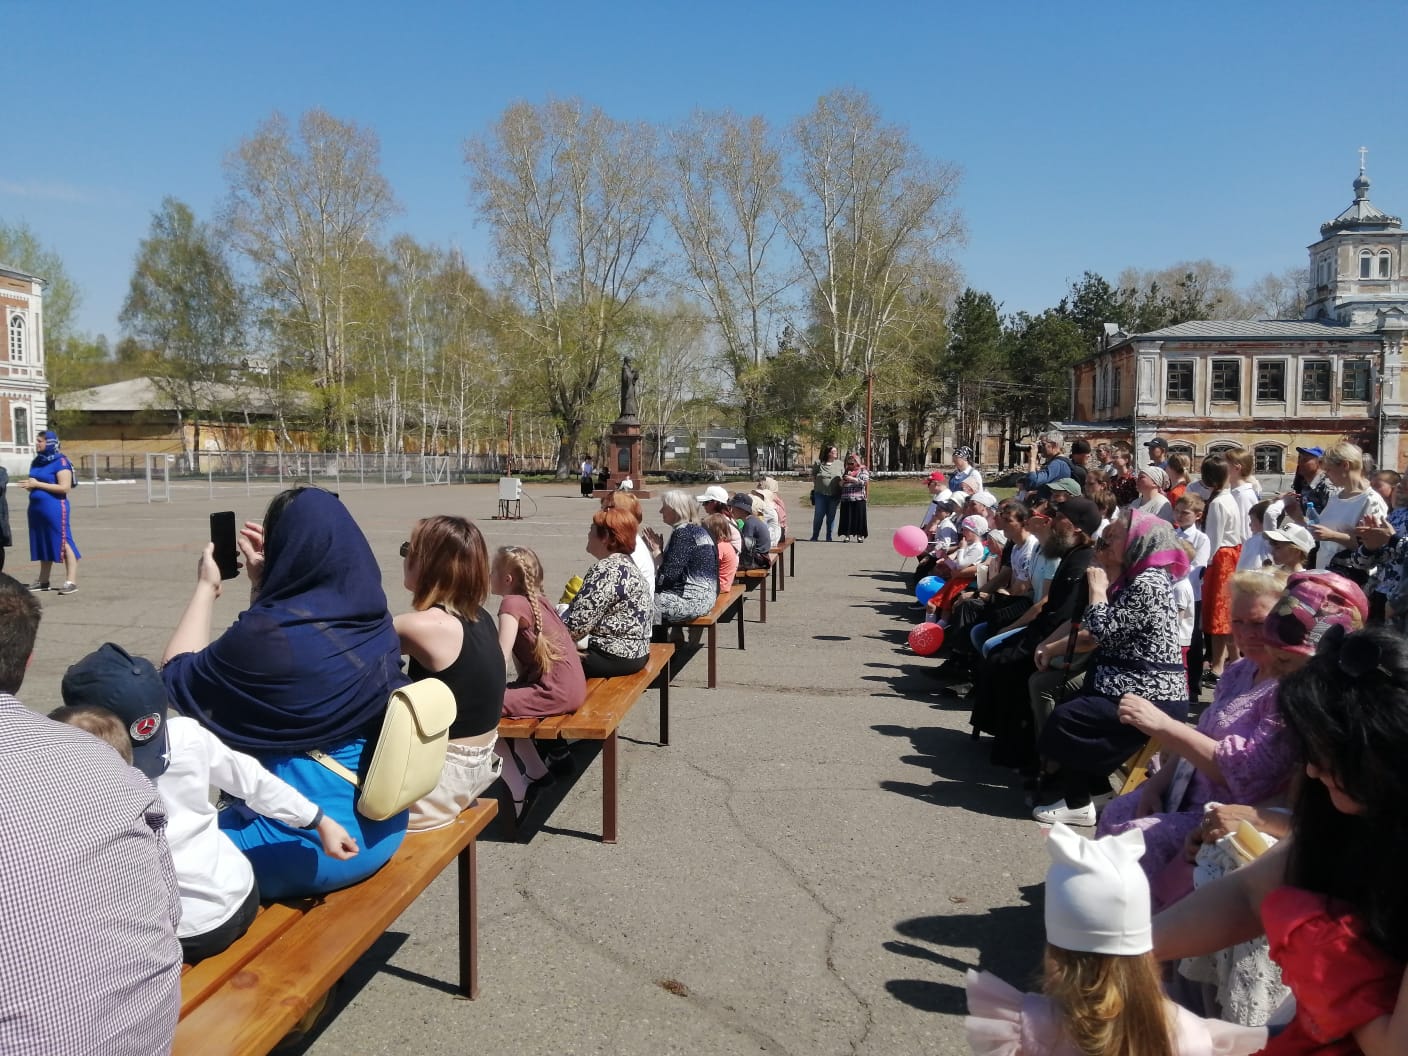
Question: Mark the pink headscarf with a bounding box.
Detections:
[1112,507,1190,595]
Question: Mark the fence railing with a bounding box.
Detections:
[72,452,516,507]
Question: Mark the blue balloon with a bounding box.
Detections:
[915,576,946,604]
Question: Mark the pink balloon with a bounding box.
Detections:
[892,525,928,558]
[908,622,945,656]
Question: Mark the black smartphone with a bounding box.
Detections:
[209,511,240,580]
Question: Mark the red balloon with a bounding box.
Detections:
[908,622,945,656]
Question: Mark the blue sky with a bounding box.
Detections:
[6,0,1408,341]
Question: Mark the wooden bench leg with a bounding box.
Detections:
[789,541,796,578]
[737,599,746,651]
[707,622,717,689]
[602,730,619,844]
[457,838,480,999]
[758,583,767,624]
[771,561,778,602]
[658,668,669,746]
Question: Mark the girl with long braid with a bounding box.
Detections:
[491,546,586,816]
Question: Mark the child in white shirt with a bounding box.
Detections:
[1235,499,1274,571]
[56,643,358,964]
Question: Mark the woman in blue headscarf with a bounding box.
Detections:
[161,487,409,899]
[23,429,80,594]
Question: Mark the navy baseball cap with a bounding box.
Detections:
[61,643,171,779]
[1295,446,1325,458]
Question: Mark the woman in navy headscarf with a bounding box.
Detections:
[162,487,409,899]
[23,429,80,594]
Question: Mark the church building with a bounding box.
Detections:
[1069,161,1408,475]
[0,264,49,473]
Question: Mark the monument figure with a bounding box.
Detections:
[619,356,640,421]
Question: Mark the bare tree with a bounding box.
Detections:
[621,299,715,470]
[1244,266,1311,319]
[664,110,795,474]
[781,88,963,460]
[121,197,244,470]
[466,99,661,476]
[223,109,397,450]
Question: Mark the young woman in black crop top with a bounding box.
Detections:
[393,516,510,828]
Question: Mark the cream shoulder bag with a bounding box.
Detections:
[309,677,457,821]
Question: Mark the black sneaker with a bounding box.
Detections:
[544,744,575,776]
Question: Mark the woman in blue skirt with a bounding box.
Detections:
[23,430,80,594]
[162,487,408,900]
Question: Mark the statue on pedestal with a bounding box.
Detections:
[619,356,640,421]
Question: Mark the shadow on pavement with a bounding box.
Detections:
[884,884,1045,1015]
[871,723,1030,820]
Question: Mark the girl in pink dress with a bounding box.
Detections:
[491,545,586,815]
[966,824,1265,1055]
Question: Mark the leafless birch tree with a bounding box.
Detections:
[223,109,397,450]
[664,111,795,474]
[782,88,963,459]
[466,99,661,476]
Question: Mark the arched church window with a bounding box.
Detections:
[7,314,23,362]
[1379,251,1392,279]
[1360,251,1373,279]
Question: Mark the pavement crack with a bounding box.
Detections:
[683,756,877,1055]
[511,848,796,1055]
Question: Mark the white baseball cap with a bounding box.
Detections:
[697,484,730,505]
[1264,523,1314,555]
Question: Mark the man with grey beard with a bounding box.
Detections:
[968,498,1101,772]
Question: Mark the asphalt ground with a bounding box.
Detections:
[14,482,1051,1055]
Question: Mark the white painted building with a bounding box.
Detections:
[0,265,48,473]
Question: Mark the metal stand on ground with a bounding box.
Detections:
[492,477,523,520]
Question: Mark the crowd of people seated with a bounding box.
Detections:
[0,477,789,1054]
[907,431,1408,1052]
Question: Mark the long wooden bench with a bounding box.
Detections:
[1116,737,1162,795]
[672,583,746,688]
[498,642,674,843]
[769,537,795,594]
[738,567,770,622]
[175,798,499,1055]
[773,535,797,581]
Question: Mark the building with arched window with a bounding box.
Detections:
[1071,162,1408,480]
[0,265,48,472]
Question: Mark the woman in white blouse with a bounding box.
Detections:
[1311,441,1387,570]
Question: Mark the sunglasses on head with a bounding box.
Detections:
[399,541,410,558]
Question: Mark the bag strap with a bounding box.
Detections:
[307,748,360,788]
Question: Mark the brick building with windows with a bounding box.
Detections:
[1070,164,1408,475]
[0,264,49,473]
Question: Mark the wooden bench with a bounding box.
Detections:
[672,583,746,688]
[770,537,796,590]
[498,642,674,843]
[1116,737,1162,796]
[737,567,770,622]
[175,798,499,1055]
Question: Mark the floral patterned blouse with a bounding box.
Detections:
[562,552,651,660]
[1084,567,1188,702]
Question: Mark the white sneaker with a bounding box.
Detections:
[56,582,78,596]
[1032,799,1096,826]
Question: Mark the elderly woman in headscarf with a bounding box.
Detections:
[1030,507,1191,827]
[23,429,81,594]
[161,487,409,899]
[1130,464,1174,523]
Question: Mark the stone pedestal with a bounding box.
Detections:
[593,417,650,497]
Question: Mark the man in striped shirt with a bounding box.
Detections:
[0,574,181,1055]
